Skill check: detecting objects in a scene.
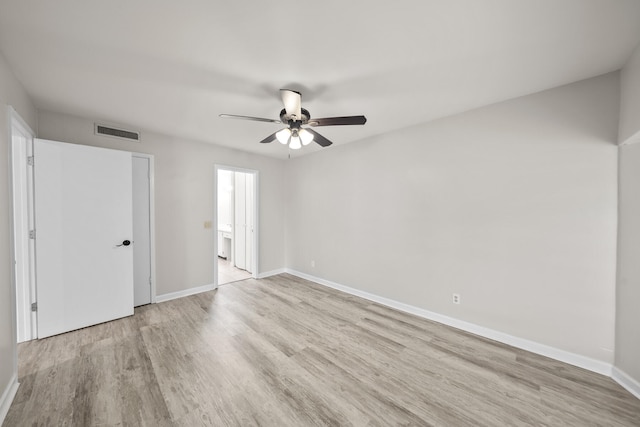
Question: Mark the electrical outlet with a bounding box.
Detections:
[311,260,315,268]
[452,293,461,304]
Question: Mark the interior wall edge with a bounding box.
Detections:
[612,367,640,400]
[618,130,640,146]
[0,373,19,425]
[284,269,615,377]
[155,282,216,303]
[257,268,286,279]
[619,41,640,143]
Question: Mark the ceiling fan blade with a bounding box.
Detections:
[306,128,333,147]
[308,116,367,127]
[219,114,281,124]
[280,89,302,120]
[259,131,278,144]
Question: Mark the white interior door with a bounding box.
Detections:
[34,139,134,338]
[234,172,246,270]
[132,156,151,306]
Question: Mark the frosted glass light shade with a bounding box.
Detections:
[276,128,291,144]
[299,128,314,145]
[289,136,302,149]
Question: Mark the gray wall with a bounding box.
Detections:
[37,110,285,296]
[616,143,640,382]
[285,73,620,363]
[0,52,37,416]
[619,43,640,143]
[615,41,640,389]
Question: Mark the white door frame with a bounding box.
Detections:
[214,164,259,287]
[8,106,36,343]
[132,152,157,304]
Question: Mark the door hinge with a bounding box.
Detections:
[31,302,37,312]
[27,156,34,166]
[149,276,152,285]
[29,229,36,239]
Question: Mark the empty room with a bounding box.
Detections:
[1,1,640,426]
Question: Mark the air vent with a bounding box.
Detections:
[94,123,140,142]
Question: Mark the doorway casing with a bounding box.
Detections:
[132,153,157,306]
[8,106,36,343]
[214,165,259,287]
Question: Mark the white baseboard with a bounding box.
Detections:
[612,367,640,400]
[285,269,613,377]
[257,268,286,279]
[154,267,286,302]
[155,283,216,303]
[0,374,19,425]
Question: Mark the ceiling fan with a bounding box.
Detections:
[219,89,367,150]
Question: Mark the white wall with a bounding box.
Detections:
[37,110,285,296]
[619,43,640,144]
[615,42,640,394]
[0,52,37,421]
[616,142,640,386]
[285,73,619,364]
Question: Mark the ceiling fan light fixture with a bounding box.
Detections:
[220,88,366,150]
[299,128,314,145]
[276,128,291,144]
[289,135,302,150]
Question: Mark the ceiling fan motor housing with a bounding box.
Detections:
[280,108,310,124]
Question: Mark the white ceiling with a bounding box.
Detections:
[1,1,639,158]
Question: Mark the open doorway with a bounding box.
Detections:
[215,166,258,286]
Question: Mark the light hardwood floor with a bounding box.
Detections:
[4,274,640,426]
[218,258,251,286]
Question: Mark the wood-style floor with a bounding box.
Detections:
[218,257,252,286]
[4,274,640,426]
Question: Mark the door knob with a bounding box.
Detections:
[116,240,131,247]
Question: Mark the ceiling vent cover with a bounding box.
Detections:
[94,123,140,142]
